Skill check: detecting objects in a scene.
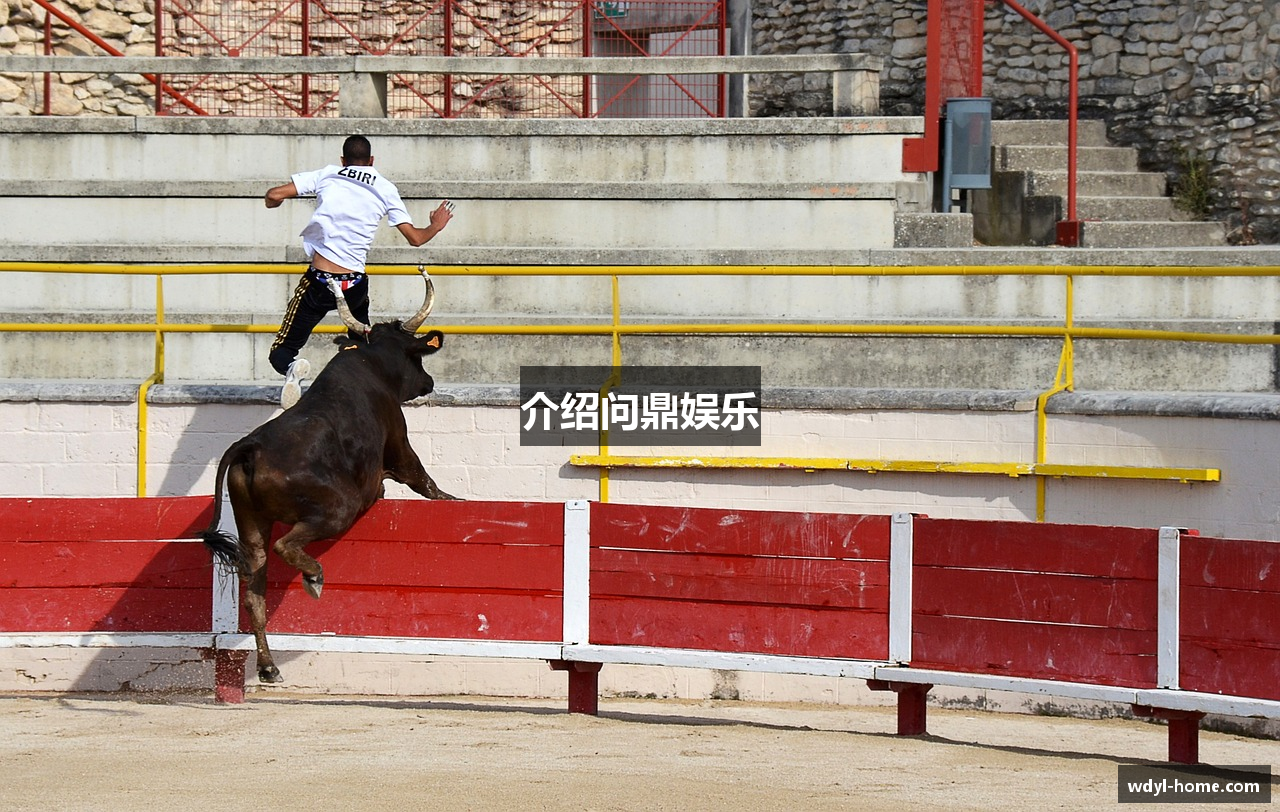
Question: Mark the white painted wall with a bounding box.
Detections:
[2,397,1272,541]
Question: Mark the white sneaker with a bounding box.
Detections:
[281,358,311,409]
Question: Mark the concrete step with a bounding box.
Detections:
[0,194,898,252]
[995,144,1139,173]
[1079,220,1228,249]
[0,179,906,201]
[991,118,1110,148]
[1023,170,1167,198]
[0,118,918,186]
[1076,196,1191,222]
[4,322,1273,393]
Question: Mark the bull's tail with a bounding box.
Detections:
[198,438,254,575]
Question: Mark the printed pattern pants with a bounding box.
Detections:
[268,269,370,376]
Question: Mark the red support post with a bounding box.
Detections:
[549,660,603,715]
[213,650,249,704]
[902,0,944,172]
[1133,706,1205,764]
[868,680,934,736]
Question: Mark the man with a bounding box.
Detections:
[264,134,454,408]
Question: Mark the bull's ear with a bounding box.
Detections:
[416,329,445,355]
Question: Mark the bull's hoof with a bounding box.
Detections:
[258,665,283,684]
[303,573,324,599]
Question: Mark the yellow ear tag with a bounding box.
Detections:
[425,335,441,349]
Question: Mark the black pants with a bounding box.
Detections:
[268,269,371,375]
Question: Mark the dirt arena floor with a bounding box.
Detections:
[0,693,1274,811]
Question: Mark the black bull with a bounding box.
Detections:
[199,271,457,684]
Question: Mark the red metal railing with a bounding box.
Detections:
[151,0,726,118]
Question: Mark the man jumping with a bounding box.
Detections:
[264,134,454,408]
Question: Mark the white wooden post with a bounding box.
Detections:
[211,495,239,633]
[1157,526,1181,690]
[562,500,591,645]
[888,512,914,664]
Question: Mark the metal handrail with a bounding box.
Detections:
[5,262,1269,514]
[1000,0,1081,245]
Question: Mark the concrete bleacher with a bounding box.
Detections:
[2,114,1279,393]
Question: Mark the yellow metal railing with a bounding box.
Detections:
[5,261,1268,513]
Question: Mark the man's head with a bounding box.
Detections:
[341,135,373,167]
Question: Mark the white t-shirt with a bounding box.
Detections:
[291,164,413,274]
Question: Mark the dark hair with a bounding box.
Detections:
[342,135,372,164]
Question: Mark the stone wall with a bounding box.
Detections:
[752,0,1279,243]
[0,0,156,116]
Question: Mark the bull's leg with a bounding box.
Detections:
[387,450,460,501]
[407,470,459,501]
[272,521,346,600]
[238,519,282,684]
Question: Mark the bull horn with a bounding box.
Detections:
[326,279,372,334]
[401,266,436,333]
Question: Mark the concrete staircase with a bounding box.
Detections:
[972,120,1227,248]
[4,117,1279,394]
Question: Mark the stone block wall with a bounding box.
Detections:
[751,0,1279,243]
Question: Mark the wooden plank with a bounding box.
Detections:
[593,548,890,609]
[913,566,1156,631]
[258,587,562,641]
[591,597,888,659]
[0,497,214,542]
[1181,586,1280,646]
[914,518,1156,577]
[591,503,891,559]
[0,540,210,589]
[1180,536,1280,593]
[567,644,882,679]
[1180,640,1280,701]
[0,586,209,632]
[336,500,565,546]
[1180,578,1280,700]
[911,614,1157,687]
[267,539,563,592]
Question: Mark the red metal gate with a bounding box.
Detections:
[154,0,725,118]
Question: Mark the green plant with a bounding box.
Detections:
[1172,147,1213,219]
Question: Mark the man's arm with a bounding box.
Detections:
[396,200,455,247]
[264,181,298,209]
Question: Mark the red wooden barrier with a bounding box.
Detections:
[1180,535,1280,701]
[911,518,1159,687]
[0,497,214,633]
[257,500,565,642]
[1,497,1277,765]
[590,504,891,659]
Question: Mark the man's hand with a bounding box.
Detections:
[396,200,456,247]
[429,200,455,231]
[264,182,297,209]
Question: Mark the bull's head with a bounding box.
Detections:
[328,267,445,402]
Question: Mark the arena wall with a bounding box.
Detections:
[3,386,1276,539]
[3,386,1278,738]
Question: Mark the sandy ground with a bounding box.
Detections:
[0,693,1274,811]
